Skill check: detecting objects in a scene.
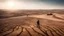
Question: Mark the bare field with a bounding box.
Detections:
[0,13,64,36]
[0,10,64,36]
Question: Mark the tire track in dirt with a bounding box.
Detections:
[0,24,64,36]
[0,22,64,36]
[29,25,43,36]
[42,25,63,36]
[3,26,17,36]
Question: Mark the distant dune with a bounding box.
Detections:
[0,9,64,19]
[53,13,64,20]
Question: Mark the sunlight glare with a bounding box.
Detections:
[6,1,15,9]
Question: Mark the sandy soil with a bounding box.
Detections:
[0,14,64,36]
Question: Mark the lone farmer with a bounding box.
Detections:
[37,20,40,28]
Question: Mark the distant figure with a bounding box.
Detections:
[27,15,28,17]
[37,20,40,28]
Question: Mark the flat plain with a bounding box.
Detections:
[0,10,64,36]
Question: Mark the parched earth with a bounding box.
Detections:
[0,15,64,36]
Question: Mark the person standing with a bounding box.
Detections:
[37,20,40,28]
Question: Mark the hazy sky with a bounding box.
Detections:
[0,0,64,10]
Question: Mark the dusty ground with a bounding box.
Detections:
[0,14,64,36]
